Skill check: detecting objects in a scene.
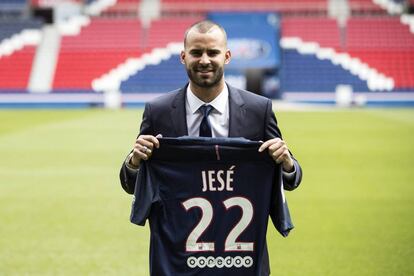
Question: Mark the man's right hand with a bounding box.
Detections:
[129,134,162,167]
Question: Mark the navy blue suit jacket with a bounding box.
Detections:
[120,83,302,194]
[120,83,303,276]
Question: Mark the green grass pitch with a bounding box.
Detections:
[0,108,413,275]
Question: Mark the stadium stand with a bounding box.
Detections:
[0,0,27,13]
[0,46,36,92]
[117,17,201,93]
[281,17,342,49]
[0,19,43,92]
[0,19,42,42]
[117,1,414,95]
[0,0,27,6]
[346,17,414,50]
[53,18,143,91]
[146,17,201,49]
[280,49,370,92]
[120,54,186,93]
[349,0,387,14]
[0,0,413,106]
[161,0,327,14]
[31,0,82,5]
[279,13,414,92]
[346,17,414,90]
[0,0,27,3]
[100,0,141,17]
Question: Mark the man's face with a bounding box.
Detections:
[181,27,231,89]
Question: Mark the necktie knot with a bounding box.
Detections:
[199,105,213,137]
[199,105,213,117]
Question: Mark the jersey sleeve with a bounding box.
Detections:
[269,166,294,237]
[130,161,158,226]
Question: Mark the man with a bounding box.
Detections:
[120,20,302,193]
[119,20,302,275]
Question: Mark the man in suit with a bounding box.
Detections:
[120,20,302,194]
[120,20,302,276]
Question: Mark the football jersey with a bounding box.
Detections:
[130,137,293,276]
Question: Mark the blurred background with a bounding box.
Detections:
[0,0,413,275]
[0,0,413,106]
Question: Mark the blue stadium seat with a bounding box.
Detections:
[0,19,43,42]
[120,55,188,93]
[0,0,27,15]
[280,49,369,92]
[1,0,27,3]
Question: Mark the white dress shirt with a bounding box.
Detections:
[186,85,229,137]
[126,84,296,178]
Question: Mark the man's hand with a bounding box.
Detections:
[258,138,294,172]
[130,134,162,167]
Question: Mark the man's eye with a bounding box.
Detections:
[208,51,219,57]
[191,52,202,57]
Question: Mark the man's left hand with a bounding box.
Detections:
[259,138,294,172]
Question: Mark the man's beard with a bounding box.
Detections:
[186,64,224,88]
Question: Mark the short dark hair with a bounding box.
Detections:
[184,20,227,48]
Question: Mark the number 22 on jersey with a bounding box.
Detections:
[182,197,254,252]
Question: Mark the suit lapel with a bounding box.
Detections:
[228,84,246,137]
[171,86,188,136]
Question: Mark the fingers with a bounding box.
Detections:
[258,138,292,165]
[132,146,150,161]
[269,141,289,163]
[258,138,281,152]
[132,134,161,162]
[137,135,160,149]
[272,146,290,164]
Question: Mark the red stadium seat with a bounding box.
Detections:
[161,0,327,14]
[53,18,144,90]
[0,46,36,91]
[346,17,414,89]
[281,17,341,49]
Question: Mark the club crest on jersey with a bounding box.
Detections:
[201,166,235,192]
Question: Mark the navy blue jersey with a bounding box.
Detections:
[130,137,293,276]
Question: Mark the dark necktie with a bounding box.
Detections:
[199,105,213,137]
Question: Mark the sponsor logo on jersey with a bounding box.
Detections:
[187,256,253,268]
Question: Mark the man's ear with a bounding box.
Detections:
[224,49,231,65]
[180,51,185,64]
